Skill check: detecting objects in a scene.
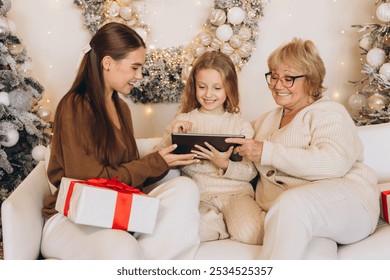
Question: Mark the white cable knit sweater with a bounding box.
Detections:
[253,96,380,232]
[156,109,258,200]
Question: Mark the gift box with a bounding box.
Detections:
[381,190,390,223]
[55,177,160,234]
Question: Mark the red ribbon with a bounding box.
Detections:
[63,178,143,230]
[382,190,390,223]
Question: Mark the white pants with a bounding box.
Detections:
[41,176,200,260]
[259,181,373,260]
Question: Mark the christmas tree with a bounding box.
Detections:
[349,0,390,125]
[0,0,51,257]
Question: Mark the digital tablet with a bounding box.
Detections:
[171,133,245,162]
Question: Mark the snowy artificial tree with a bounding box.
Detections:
[349,0,390,125]
[0,0,51,256]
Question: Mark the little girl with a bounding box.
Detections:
[155,51,264,245]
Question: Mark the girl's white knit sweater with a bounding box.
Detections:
[156,109,258,199]
[253,96,380,232]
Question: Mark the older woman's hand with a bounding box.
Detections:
[225,138,263,164]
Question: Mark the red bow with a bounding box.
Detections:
[63,177,143,230]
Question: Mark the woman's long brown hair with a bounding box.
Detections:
[52,22,146,166]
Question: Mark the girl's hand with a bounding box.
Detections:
[158,144,199,167]
[172,121,193,133]
[225,138,263,164]
[192,142,233,170]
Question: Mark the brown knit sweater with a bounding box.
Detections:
[47,93,168,189]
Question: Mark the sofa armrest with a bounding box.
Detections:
[1,161,51,259]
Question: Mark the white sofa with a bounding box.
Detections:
[2,122,390,260]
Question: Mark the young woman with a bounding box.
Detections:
[41,22,200,260]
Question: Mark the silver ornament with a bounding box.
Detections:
[0,0,11,16]
[0,16,10,39]
[348,92,367,111]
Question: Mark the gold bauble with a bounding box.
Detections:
[192,44,206,57]
[210,38,222,51]
[237,42,253,58]
[229,35,242,49]
[210,9,226,26]
[197,31,212,46]
[367,93,389,111]
[220,43,234,55]
[238,27,252,41]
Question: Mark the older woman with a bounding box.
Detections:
[227,38,379,259]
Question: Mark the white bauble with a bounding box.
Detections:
[107,2,120,17]
[366,48,386,68]
[376,3,390,22]
[37,105,52,120]
[348,92,367,110]
[0,91,10,106]
[216,24,233,42]
[379,63,390,81]
[0,128,19,147]
[32,145,47,161]
[367,93,388,111]
[227,7,245,25]
[359,36,371,50]
[134,27,148,43]
[210,9,226,26]
[119,6,132,21]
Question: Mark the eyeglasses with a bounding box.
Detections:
[265,72,306,88]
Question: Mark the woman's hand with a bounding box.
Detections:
[192,142,232,170]
[42,190,59,219]
[172,121,193,133]
[158,144,199,168]
[225,138,263,164]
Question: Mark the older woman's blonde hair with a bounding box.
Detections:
[267,37,326,100]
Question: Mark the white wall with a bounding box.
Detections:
[7,0,376,138]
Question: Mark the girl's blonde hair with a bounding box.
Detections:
[180,51,240,113]
[267,37,326,100]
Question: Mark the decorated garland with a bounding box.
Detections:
[74,0,267,103]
